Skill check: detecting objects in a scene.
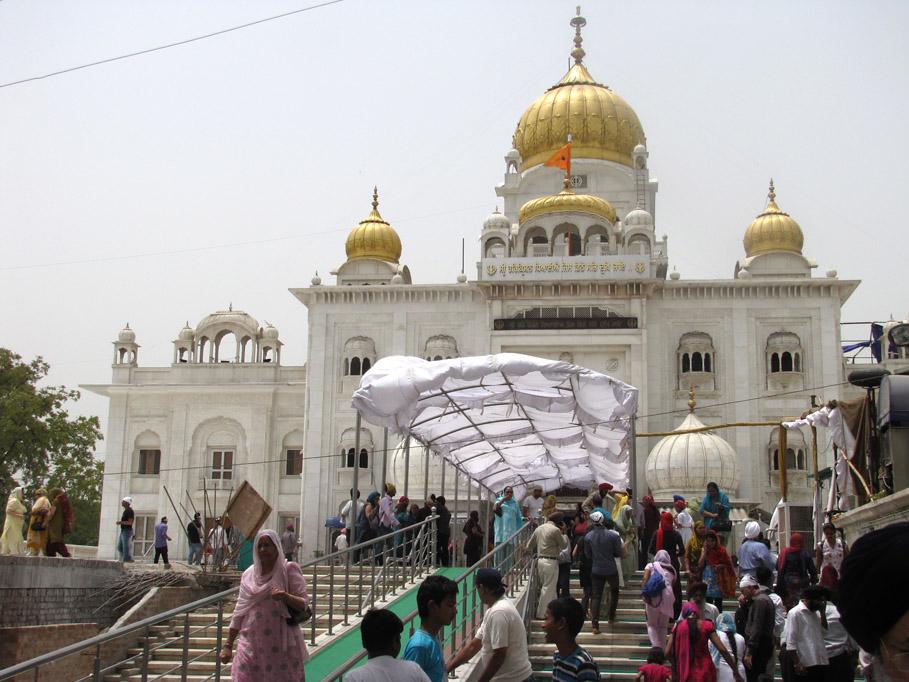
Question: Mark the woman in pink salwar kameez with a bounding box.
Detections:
[220,529,310,681]
[643,549,676,648]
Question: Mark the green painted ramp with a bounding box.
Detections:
[306,567,467,680]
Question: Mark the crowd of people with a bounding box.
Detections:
[1,485,74,557]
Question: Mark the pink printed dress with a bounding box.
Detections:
[229,532,310,682]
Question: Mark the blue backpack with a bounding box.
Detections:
[641,569,666,603]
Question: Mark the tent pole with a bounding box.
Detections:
[778,425,789,550]
[452,465,459,566]
[381,428,388,493]
[423,445,430,502]
[403,438,410,499]
[630,415,638,496]
[351,413,360,547]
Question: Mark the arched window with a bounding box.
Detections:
[768,428,807,473]
[282,430,304,477]
[214,331,238,363]
[677,332,716,390]
[767,332,804,375]
[343,337,377,378]
[135,431,161,476]
[424,335,460,361]
[339,427,373,469]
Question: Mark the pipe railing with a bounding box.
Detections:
[321,522,536,681]
[0,515,439,682]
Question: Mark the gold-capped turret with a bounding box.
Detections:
[512,8,645,171]
[344,187,402,264]
[743,179,804,257]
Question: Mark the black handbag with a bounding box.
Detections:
[713,518,732,533]
[285,602,312,626]
[30,519,46,532]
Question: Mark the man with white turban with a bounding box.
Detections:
[737,520,775,578]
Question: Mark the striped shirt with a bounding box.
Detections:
[553,645,601,681]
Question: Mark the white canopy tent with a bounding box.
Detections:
[351,353,639,500]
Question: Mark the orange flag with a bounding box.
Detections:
[544,142,571,175]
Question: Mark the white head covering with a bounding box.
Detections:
[744,521,761,539]
[589,511,604,526]
[739,574,760,589]
[122,496,133,505]
[233,530,293,648]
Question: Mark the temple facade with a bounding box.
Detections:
[88,10,858,560]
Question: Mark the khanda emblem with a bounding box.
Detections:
[487,264,498,275]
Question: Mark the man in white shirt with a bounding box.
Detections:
[822,601,857,682]
[784,586,830,681]
[345,608,430,682]
[446,568,533,681]
[341,489,365,529]
[522,486,544,524]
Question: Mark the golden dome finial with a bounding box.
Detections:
[743,180,804,257]
[344,186,402,264]
[687,386,697,413]
[570,6,587,65]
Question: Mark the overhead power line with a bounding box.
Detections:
[0,0,345,90]
[97,378,852,479]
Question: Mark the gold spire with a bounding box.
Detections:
[512,9,645,170]
[345,186,402,264]
[742,179,804,257]
[687,386,697,413]
[570,6,586,65]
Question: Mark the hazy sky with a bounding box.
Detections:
[2,1,907,459]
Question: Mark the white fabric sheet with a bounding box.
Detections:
[351,353,638,500]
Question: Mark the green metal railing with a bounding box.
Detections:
[321,522,536,681]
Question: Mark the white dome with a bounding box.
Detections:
[195,309,259,337]
[262,323,279,340]
[483,209,510,232]
[624,207,653,228]
[178,322,194,341]
[645,411,739,497]
[118,325,136,343]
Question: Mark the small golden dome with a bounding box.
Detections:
[743,180,804,257]
[519,183,616,225]
[512,10,645,171]
[345,187,402,264]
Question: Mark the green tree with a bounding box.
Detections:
[0,348,103,545]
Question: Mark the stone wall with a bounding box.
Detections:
[0,623,99,681]
[835,487,909,546]
[0,556,124,628]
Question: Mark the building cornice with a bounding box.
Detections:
[290,284,485,307]
[290,277,859,305]
[81,381,306,398]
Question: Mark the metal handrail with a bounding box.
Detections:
[0,515,440,682]
[321,522,536,681]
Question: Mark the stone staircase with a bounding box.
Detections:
[528,568,654,680]
[103,563,393,681]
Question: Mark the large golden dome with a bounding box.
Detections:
[743,180,804,257]
[512,11,645,171]
[345,187,402,264]
[519,184,616,225]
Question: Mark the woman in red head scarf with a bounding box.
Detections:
[698,529,735,611]
[776,532,818,609]
[649,510,688,619]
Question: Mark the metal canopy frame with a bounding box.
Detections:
[351,354,638,500]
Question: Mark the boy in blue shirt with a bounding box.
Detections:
[403,575,459,682]
[542,597,601,681]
